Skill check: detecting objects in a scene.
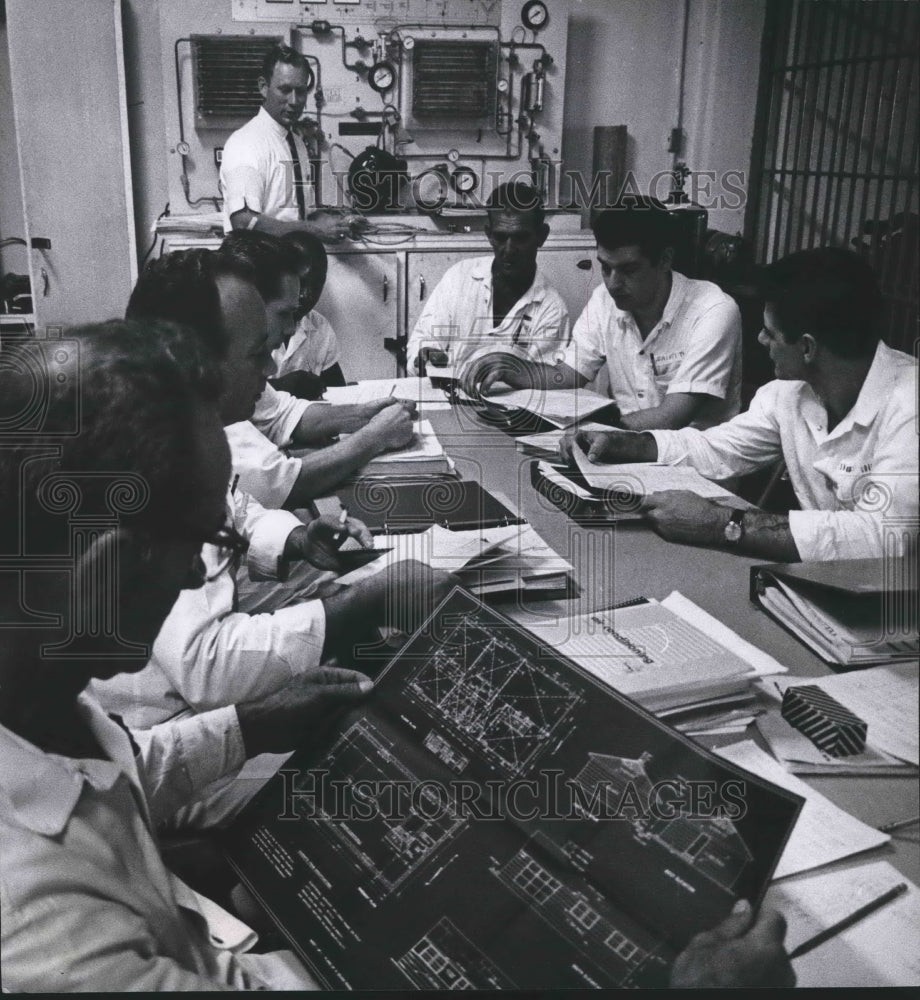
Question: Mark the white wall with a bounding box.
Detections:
[0,21,27,276]
[562,0,766,234]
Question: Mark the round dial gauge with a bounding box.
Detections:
[521,1,549,31]
[497,78,509,93]
[446,147,460,163]
[176,140,191,156]
[451,166,478,194]
[368,61,396,93]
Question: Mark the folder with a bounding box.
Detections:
[529,459,644,524]
[338,477,526,534]
[750,558,919,669]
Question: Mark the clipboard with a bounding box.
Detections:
[338,477,526,534]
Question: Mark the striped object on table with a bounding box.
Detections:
[781,684,868,757]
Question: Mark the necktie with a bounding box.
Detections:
[285,130,307,221]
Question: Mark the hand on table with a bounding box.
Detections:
[640,490,731,547]
[670,900,795,988]
[365,402,416,451]
[237,665,374,756]
[460,351,535,398]
[560,426,634,464]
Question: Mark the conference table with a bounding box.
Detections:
[403,403,917,985]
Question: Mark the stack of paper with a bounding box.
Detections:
[336,521,574,599]
[756,663,919,774]
[481,386,616,428]
[516,422,615,460]
[356,419,455,478]
[524,591,787,712]
[715,741,890,878]
[573,445,746,503]
[324,378,452,411]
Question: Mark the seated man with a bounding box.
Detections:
[563,248,918,562]
[98,251,451,826]
[465,196,742,431]
[131,245,414,509]
[406,180,571,378]
[0,323,794,992]
[269,231,345,399]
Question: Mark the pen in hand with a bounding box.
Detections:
[787,882,908,959]
[333,508,349,546]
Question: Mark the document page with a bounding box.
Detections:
[715,741,889,878]
[571,446,740,501]
[483,387,615,427]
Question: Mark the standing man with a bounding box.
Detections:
[220,44,347,243]
[465,196,742,432]
[406,181,571,378]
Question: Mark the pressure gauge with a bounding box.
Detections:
[521,0,549,31]
[451,165,478,194]
[402,35,415,51]
[446,147,460,163]
[176,140,190,156]
[368,61,396,93]
[497,78,509,93]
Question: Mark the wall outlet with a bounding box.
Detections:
[214,146,223,166]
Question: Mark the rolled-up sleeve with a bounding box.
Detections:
[150,586,327,712]
[561,289,610,382]
[225,420,301,509]
[134,707,247,826]
[219,134,266,221]
[665,299,741,399]
[651,383,785,479]
[252,384,310,448]
[232,486,302,578]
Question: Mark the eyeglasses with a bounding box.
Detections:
[186,521,250,588]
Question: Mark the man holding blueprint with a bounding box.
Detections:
[561,248,918,563]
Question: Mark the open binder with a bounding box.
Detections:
[338,477,525,534]
[750,557,919,669]
[530,459,644,525]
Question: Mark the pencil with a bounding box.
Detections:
[878,814,920,833]
[230,474,240,495]
[788,882,908,959]
[389,384,396,397]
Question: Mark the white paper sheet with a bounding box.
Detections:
[482,387,615,427]
[715,740,890,879]
[764,861,920,986]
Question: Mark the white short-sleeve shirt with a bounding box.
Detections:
[219,107,314,232]
[562,271,742,429]
[406,256,571,375]
[270,309,340,378]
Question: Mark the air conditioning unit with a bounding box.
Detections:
[191,34,283,129]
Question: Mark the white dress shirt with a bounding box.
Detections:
[271,309,340,378]
[220,107,314,232]
[225,419,302,508]
[0,694,315,990]
[93,483,326,730]
[650,341,919,560]
[562,271,742,429]
[406,256,571,374]
[224,384,311,508]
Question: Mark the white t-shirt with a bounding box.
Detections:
[219,107,314,232]
[270,309,340,377]
[562,271,742,429]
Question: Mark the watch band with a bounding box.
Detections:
[724,507,745,544]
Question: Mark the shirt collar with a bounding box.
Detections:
[614,270,688,337]
[257,105,288,140]
[844,341,899,429]
[0,693,137,836]
[469,256,550,310]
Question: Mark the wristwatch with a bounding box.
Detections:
[724,508,746,544]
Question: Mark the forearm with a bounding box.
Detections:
[320,584,385,659]
[233,207,331,243]
[734,509,801,561]
[292,403,368,445]
[528,361,585,390]
[619,393,705,431]
[286,431,388,504]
